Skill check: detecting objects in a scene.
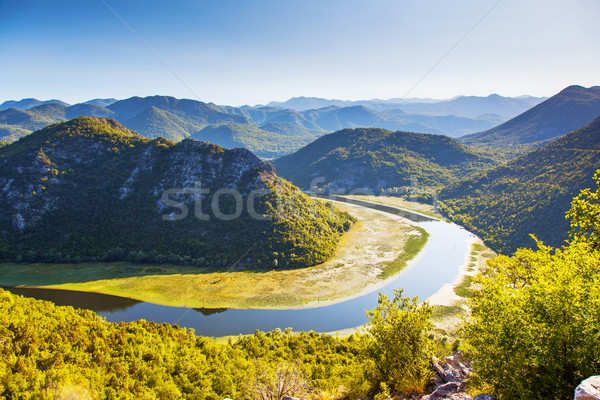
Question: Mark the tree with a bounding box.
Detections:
[464,172,600,399]
[567,169,600,250]
[363,289,433,397]
[246,361,310,400]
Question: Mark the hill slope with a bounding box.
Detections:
[460,85,600,150]
[273,128,499,191]
[0,103,113,141]
[439,115,600,254]
[190,123,321,159]
[0,117,354,268]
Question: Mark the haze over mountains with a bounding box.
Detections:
[0,93,548,158]
[266,94,545,119]
[461,85,600,151]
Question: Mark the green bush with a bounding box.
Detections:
[464,171,600,399]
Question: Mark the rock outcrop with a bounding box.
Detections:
[421,351,494,400]
[575,376,600,400]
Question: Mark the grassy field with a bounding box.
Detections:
[0,201,428,309]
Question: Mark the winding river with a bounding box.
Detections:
[5,199,474,337]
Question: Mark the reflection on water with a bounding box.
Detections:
[194,307,228,316]
[1,219,474,337]
[2,286,140,312]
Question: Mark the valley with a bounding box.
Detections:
[1,196,484,338]
[3,1,600,397]
[0,200,429,310]
[1,93,598,398]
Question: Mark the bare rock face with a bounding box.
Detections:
[432,351,473,386]
[575,376,600,400]
[421,351,494,400]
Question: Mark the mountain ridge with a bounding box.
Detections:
[440,114,600,253]
[273,127,499,191]
[460,85,600,151]
[0,117,355,268]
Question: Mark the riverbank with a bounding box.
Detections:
[0,201,428,310]
[428,240,497,333]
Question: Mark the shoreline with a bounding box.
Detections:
[2,198,478,318]
[426,236,477,307]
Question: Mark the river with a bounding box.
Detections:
[4,198,473,336]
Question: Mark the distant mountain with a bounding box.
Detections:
[273,128,499,191]
[396,94,545,119]
[302,105,443,133]
[65,103,115,119]
[107,96,247,127]
[190,122,321,159]
[121,105,194,142]
[0,103,113,142]
[0,98,69,111]
[267,96,355,111]
[0,117,354,268]
[460,85,600,150]
[265,94,546,120]
[439,115,600,254]
[83,98,118,107]
[237,104,488,137]
[0,104,67,141]
[0,92,550,157]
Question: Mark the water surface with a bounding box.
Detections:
[5,219,473,336]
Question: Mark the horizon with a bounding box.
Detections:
[0,91,555,108]
[1,1,599,105]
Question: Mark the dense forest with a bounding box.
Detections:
[0,117,355,268]
[438,115,600,254]
[0,286,440,400]
[273,128,499,191]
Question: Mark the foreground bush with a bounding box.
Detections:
[464,171,600,399]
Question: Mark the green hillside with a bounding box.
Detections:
[460,85,600,151]
[0,103,114,142]
[191,123,321,159]
[123,106,196,141]
[273,128,499,191]
[0,117,354,268]
[439,115,600,254]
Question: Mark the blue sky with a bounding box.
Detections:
[1,0,599,105]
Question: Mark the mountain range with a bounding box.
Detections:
[0,93,549,158]
[266,94,545,119]
[272,128,499,191]
[439,114,600,254]
[460,85,600,151]
[0,117,354,268]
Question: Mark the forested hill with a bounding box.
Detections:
[273,128,499,191]
[439,115,600,254]
[0,117,354,268]
[460,85,600,151]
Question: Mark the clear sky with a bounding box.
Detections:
[1,0,598,105]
